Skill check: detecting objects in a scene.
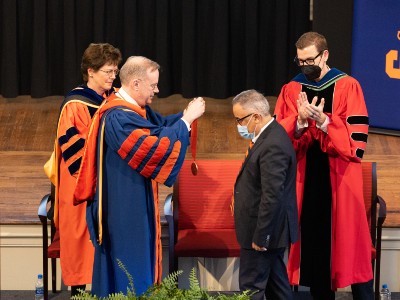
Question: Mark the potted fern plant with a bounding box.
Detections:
[72,259,252,300]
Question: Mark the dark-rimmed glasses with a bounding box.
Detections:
[99,69,119,76]
[235,113,254,125]
[294,51,324,66]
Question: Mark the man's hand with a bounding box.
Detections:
[308,97,326,126]
[183,97,205,124]
[297,92,310,125]
[297,92,326,126]
[252,242,267,252]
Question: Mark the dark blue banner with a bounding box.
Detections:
[352,0,400,131]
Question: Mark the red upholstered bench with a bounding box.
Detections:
[164,159,242,274]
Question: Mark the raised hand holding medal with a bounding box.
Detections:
[182,97,205,175]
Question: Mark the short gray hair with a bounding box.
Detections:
[119,56,160,85]
[232,89,270,116]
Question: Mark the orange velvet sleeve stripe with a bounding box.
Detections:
[117,128,151,159]
[139,137,171,178]
[127,135,158,170]
[119,128,181,181]
[154,141,181,184]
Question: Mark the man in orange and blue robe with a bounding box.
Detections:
[74,56,205,297]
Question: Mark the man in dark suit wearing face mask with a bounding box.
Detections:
[232,89,298,300]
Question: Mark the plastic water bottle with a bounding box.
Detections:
[380,284,391,300]
[35,274,44,300]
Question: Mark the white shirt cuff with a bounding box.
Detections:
[316,115,330,133]
[181,118,191,131]
[296,119,308,133]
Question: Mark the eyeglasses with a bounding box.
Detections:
[235,113,254,125]
[99,69,119,76]
[149,83,158,90]
[138,79,158,91]
[294,51,324,66]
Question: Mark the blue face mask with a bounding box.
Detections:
[237,125,254,139]
[237,115,256,139]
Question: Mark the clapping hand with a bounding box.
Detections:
[297,92,326,126]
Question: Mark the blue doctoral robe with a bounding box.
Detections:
[86,99,189,297]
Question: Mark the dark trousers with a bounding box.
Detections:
[71,284,86,297]
[239,247,292,300]
[310,279,374,300]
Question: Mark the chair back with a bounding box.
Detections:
[361,161,388,300]
[173,160,242,231]
[361,161,377,246]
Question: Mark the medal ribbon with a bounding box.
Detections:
[190,119,198,175]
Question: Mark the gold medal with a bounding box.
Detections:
[191,161,198,175]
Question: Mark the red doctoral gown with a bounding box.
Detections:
[274,69,372,289]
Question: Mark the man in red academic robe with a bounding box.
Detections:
[274,32,373,300]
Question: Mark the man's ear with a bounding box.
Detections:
[323,49,329,62]
[132,79,140,91]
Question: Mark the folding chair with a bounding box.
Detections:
[37,184,60,300]
[361,161,387,300]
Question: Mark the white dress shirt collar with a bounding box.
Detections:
[252,117,274,144]
[116,87,140,107]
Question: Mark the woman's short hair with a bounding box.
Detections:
[81,43,122,82]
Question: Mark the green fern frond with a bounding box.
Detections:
[76,260,251,300]
[141,270,183,299]
[160,269,183,290]
[183,268,207,300]
[71,289,97,299]
[188,268,201,292]
[116,258,136,296]
[106,292,130,300]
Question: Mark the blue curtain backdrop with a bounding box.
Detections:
[351,0,400,131]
